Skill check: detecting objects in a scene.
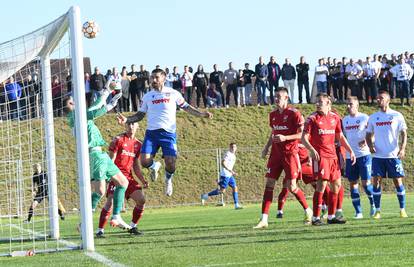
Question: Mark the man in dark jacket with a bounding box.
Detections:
[296,56,310,103]
[90,67,107,101]
[267,56,281,105]
[209,64,225,106]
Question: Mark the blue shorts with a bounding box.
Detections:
[345,155,372,181]
[372,158,405,178]
[218,176,236,189]
[141,129,177,157]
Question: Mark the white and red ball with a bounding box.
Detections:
[82,21,99,39]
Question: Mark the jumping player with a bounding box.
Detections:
[64,88,130,229]
[254,87,312,229]
[200,143,243,209]
[117,68,212,197]
[302,93,356,226]
[96,122,148,237]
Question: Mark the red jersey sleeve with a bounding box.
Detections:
[303,116,314,134]
[108,136,120,153]
[335,115,342,134]
[293,110,304,132]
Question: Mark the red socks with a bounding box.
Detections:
[328,191,338,216]
[313,191,324,218]
[262,187,274,214]
[291,188,308,209]
[277,187,289,211]
[98,207,112,229]
[132,205,145,224]
[337,185,344,210]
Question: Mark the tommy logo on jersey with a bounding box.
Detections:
[152,98,170,104]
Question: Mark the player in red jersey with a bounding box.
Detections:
[96,122,149,237]
[302,93,356,226]
[254,87,312,229]
[276,143,330,218]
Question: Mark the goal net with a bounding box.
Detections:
[0,6,92,256]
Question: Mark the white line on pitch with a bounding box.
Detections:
[9,224,127,267]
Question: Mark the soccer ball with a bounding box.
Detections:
[82,21,99,39]
[109,81,122,91]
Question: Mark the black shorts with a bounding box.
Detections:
[34,190,48,203]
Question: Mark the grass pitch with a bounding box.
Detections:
[2,193,414,266]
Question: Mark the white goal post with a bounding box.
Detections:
[0,5,94,255]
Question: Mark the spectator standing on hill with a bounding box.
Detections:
[223,62,239,107]
[181,65,194,104]
[209,64,225,106]
[170,66,182,95]
[346,59,363,100]
[120,69,130,112]
[255,56,269,106]
[85,72,92,107]
[296,56,310,104]
[390,57,413,106]
[315,58,329,94]
[51,75,63,117]
[90,67,107,102]
[128,64,140,111]
[282,58,296,103]
[237,69,245,107]
[193,64,209,108]
[243,63,255,106]
[330,59,343,103]
[267,56,281,105]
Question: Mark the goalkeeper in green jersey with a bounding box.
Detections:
[64,86,130,229]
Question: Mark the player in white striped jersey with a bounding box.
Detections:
[342,97,375,219]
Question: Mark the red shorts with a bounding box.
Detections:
[106,178,142,199]
[300,162,317,184]
[313,158,341,182]
[266,153,300,180]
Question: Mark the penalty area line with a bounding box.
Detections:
[9,224,126,267]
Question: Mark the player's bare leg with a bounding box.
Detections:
[141,153,161,182]
[372,176,382,219]
[312,179,328,226]
[91,180,107,212]
[287,179,312,224]
[327,179,346,224]
[128,190,146,235]
[393,177,408,218]
[254,178,276,229]
[163,156,176,196]
[109,172,131,229]
[277,180,289,218]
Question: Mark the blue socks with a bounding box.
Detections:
[373,185,382,210]
[363,184,374,207]
[396,184,406,209]
[208,189,220,197]
[233,191,239,206]
[351,188,362,214]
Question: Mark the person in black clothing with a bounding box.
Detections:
[296,56,310,104]
[193,64,209,108]
[134,65,150,111]
[171,66,182,94]
[26,163,65,222]
[128,64,140,111]
[243,63,255,106]
[209,64,225,106]
[90,67,107,101]
[267,56,281,105]
[331,59,344,103]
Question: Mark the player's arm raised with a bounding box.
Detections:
[182,105,213,119]
[118,111,146,125]
[133,157,148,188]
[398,129,407,159]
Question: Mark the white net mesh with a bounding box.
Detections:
[0,10,81,256]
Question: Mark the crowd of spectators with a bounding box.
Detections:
[1,51,413,121]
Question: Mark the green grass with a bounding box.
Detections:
[3,193,414,266]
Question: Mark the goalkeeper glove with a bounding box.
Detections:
[105,92,122,112]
